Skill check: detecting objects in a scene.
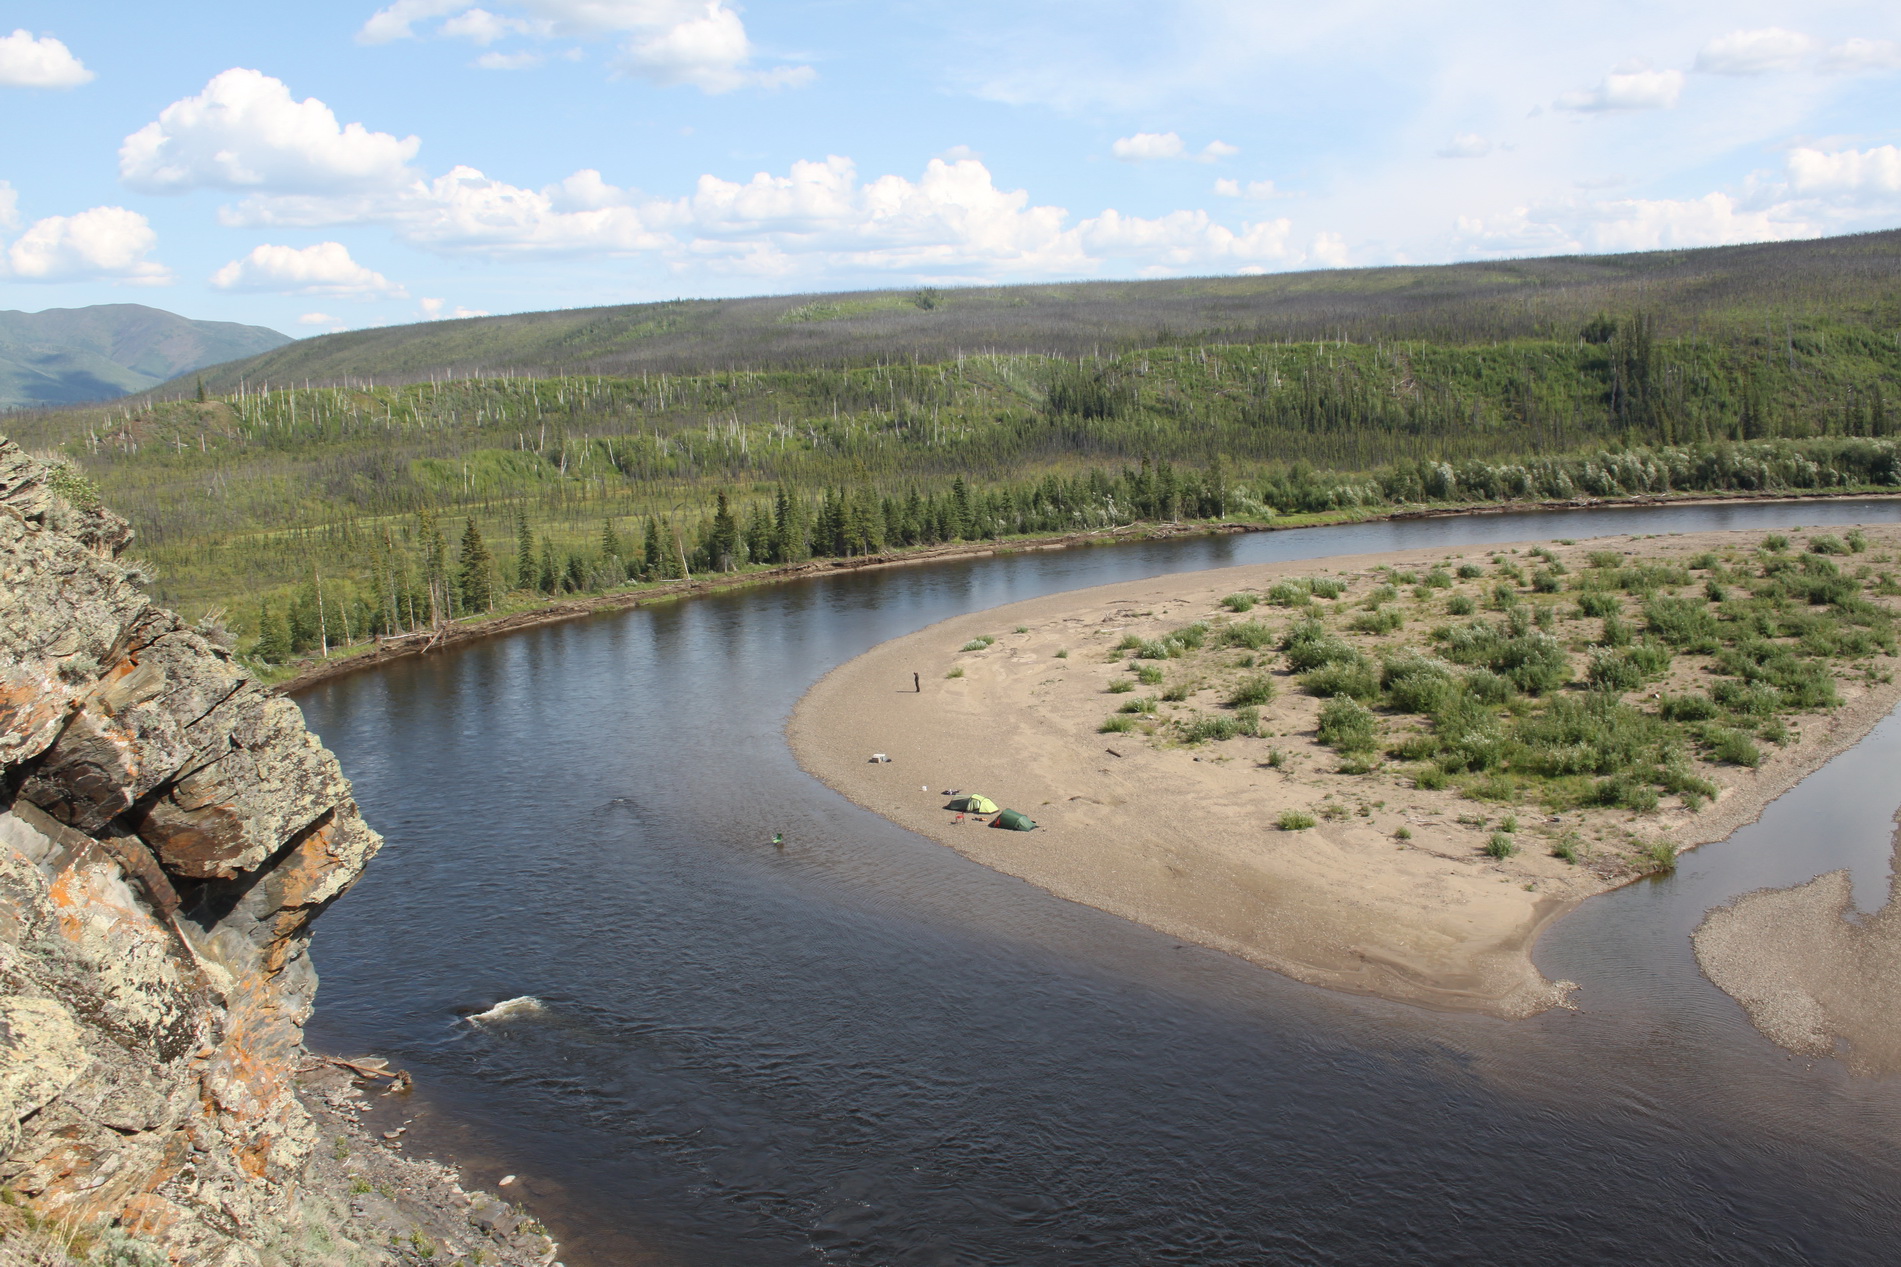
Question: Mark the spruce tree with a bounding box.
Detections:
[515,511,535,591]
[538,537,560,594]
[601,518,622,561]
[254,601,291,664]
[643,516,664,579]
[709,491,738,570]
[459,517,494,612]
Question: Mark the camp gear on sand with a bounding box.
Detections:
[992,808,1037,831]
[946,794,998,814]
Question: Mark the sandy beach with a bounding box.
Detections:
[789,525,1901,1018]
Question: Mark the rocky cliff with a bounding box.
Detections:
[0,440,380,1264]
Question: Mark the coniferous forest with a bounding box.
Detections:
[9,230,1901,666]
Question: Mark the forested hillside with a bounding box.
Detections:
[0,304,290,407]
[9,230,1901,665]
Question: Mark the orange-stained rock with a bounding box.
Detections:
[0,440,382,1265]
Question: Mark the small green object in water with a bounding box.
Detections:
[772,832,784,848]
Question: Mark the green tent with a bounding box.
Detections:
[946,794,998,814]
[992,808,1037,831]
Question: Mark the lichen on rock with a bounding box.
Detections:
[0,439,384,1263]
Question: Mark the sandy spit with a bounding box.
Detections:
[789,527,1901,1019]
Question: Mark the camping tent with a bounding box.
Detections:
[946,794,998,814]
[992,808,1037,831]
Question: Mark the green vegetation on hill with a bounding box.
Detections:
[0,304,290,408]
[174,230,1901,391]
[9,231,1900,664]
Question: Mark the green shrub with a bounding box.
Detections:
[1639,840,1679,873]
[1278,810,1317,831]
[1456,562,1484,579]
[1688,552,1720,570]
[1317,697,1379,751]
[1846,529,1868,553]
[945,666,964,678]
[1281,620,1360,670]
[1643,595,1720,649]
[1302,660,1380,700]
[1709,728,1762,766]
[1137,664,1165,685]
[1658,693,1719,721]
[1808,534,1851,556]
[1350,608,1405,635]
[1462,669,1514,704]
[1115,633,1144,650]
[1161,682,1194,702]
[1576,592,1621,619]
[1446,593,1477,616]
[1532,569,1563,593]
[1593,775,1660,812]
[1587,550,1623,569]
[1587,648,1646,692]
[960,637,994,652]
[1267,580,1311,606]
[1552,836,1580,864]
[1705,580,1729,603]
[1365,584,1399,607]
[1184,714,1244,742]
[1099,714,1136,733]
[1056,648,1069,658]
[1394,826,1413,840]
[1219,620,1274,650]
[1423,568,1453,589]
[1118,696,1158,714]
[1762,534,1790,552]
[1711,679,1778,715]
[1485,833,1517,858]
[1227,675,1278,707]
[1308,578,1347,599]
[1222,592,1257,612]
[1382,653,1459,714]
[1413,767,1449,789]
[1599,614,1632,646]
[1109,679,1136,693]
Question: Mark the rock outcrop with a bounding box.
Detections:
[0,440,381,1264]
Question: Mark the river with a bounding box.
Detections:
[299,499,1901,1266]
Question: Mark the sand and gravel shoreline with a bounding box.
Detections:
[790,525,1901,1018]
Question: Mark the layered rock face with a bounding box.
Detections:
[0,441,381,1263]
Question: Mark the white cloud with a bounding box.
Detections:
[1458,192,1809,255]
[1309,231,1350,267]
[1112,132,1235,162]
[120,69,421,194]
[0,180,17,230]
[1213,178,1279,199]
[221,149,1322,280]
[1555,63,1683,112]
[420,297,491,319]
[1437,132,1493,158]
[1785,144,1901,200]
[297,311,338,325]
[5,206,171,284]
[210,241,408,297]
[1112,131,1185,161]
[357,0,810,92]
[1695,28,1814,75]
[0,30,94,88]
[1819,37,1901,73]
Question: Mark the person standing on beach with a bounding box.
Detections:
[913,672,920,692]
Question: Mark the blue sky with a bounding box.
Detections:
[3,1,1899,336]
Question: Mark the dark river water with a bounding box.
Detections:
[299,500,1901,1267]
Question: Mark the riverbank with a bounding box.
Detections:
[274,487,1901,696]
[789,524,1901,1017]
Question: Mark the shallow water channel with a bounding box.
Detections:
[301,500,1901,1266]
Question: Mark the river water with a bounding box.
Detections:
[300,500,1901,1266]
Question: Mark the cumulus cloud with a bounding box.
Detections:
[1213,178,1278,199]
[1556,63,1683,112]
[475,50,544,69]
[220,150,1321,280]
[0,30,93,88]
[1785,144,1901,201]
[1112,132,1236,162]
[357,0,810,92]
[1819,37,1901,73]
[1695,28,1814,75]
[297,311,338,325]
[0,181,17,230]
[211,241,408,297]
[5,206,171,284]
[121,69,421,194]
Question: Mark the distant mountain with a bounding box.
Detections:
[0,305,291,409]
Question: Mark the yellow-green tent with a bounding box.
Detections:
[947,794,998,814]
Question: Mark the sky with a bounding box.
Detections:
[2,1,1898,336]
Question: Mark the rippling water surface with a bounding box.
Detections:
[300,501,1901,1266]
